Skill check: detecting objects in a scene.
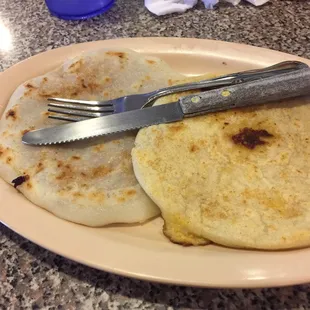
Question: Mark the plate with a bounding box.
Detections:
[1,38,310,288]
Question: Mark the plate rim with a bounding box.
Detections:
[1,37,310,289]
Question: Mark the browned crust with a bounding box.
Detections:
[162,220,209,247]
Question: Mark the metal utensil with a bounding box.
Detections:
[47,61,307,122]
[23,68,310,146]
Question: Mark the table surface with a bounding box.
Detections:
[1,0,310,308]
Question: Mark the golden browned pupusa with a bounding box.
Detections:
[132,92,310,250]
[0,48,201,227]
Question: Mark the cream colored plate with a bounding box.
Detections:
[1,38,310,288]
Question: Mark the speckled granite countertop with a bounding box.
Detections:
[1,0,310,308]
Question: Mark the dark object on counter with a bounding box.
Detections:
[45,0,114,20]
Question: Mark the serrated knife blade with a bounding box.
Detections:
[22,102,184,145]
[22,68,310,146]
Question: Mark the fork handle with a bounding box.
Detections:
[179,68,310,116]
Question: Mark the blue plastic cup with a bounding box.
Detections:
[45,0,115,20]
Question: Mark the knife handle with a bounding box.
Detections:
[179,68,310,117]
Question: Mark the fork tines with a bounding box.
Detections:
[47,97,115,122]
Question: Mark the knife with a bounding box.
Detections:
[22,68,310,146]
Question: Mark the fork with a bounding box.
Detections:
[47,61,307,122]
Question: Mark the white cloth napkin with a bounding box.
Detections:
[202,0,218,9]
[245,0,270,5]
[221,0,241,5]
[145,0,270,15]
[217,0,270,5]
[145,0,198,16]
